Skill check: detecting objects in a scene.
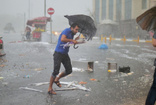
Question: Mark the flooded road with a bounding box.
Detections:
[0,33,155,105]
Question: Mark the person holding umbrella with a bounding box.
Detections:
[136,6,156,105]
[146,31,156,105]
[48,23,80,95]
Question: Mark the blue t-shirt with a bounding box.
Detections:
[55,28,74,54]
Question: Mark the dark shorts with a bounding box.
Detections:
[52,51,72,77]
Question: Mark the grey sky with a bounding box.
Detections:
[0,0,93,31]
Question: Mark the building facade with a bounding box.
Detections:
[93,0,156,39]
[93,0,155,23]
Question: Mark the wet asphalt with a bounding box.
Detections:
[0,33,156,105]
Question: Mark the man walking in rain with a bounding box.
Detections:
[48,23,80,95]
[146,31,156,105]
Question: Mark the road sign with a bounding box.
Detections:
[47,8,55,15]
[47,8,54,43]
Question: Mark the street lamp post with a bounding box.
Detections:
[44,0,46,16]
[50,16,52,43]
[24,13,26,29]
[28,0,30,19]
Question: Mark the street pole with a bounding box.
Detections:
[24,13,26,29]
[44,0,46,16]
[28,0,30,19]
[47,8,54,43]
[50,15,52,43]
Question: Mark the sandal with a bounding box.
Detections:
[54,81,62,88]
[48,89,56,95]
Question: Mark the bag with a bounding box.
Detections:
[119,66,130,73]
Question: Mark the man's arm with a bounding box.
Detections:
[61,35,77,44]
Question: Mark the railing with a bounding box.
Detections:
[100,35,153,43]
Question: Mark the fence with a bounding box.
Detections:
[100,35,153,43]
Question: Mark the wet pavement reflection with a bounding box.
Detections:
[0,33,155,105]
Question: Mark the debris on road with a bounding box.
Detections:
[145,69,150,73]
[55,87,77,91]
[34,68,44,71]
[19,87,43,92]
[79,81,87,84]
[29,81,91,92]
[107,62,117,73]
[72,67,84,72]
[106,58,115,61]
[90,78,97,81]
[2,82,8,86]
[85,94,89,96]
[61,81,91,91]
[0,77,4,80]
[0,64,5,67]
[119,66,130,73]
[29,82,49,86]
[108,69,117,73]
[113,79,118,81]
[99,44,108,49]
[127,71,134,75]
[110,71,134,79]
[23,75,31,78]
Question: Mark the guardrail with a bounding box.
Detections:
[100,35,153,43]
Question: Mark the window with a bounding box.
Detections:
[109,0,114,20]
[142,0,147,9]
[102,0,106,20]
[125,0,132,20]
[116,0,122,21]
[95,0,100,23]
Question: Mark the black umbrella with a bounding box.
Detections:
[136,6,156,31]
[64,14,97,41]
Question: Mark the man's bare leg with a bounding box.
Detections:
[54,72,66,87]
[48,76,56,94]
[55,72,66,80]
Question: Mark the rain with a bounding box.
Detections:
[0,0,156,105]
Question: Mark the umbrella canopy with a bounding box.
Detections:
[136,6,156,31]
[64,14,97,40]
[27,16,51,26]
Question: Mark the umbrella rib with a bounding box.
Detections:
[136,7,156,22]
[64,14,97,40]
[141,14,154,30]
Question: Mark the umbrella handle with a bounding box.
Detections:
[73,44,79,49]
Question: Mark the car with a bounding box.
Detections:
[0,36,6,57]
